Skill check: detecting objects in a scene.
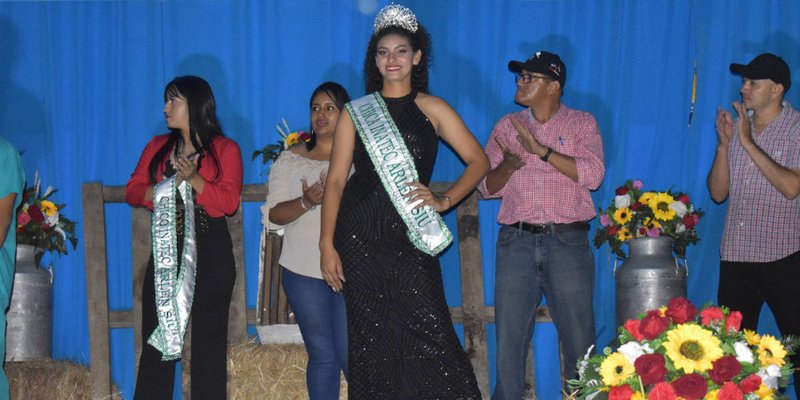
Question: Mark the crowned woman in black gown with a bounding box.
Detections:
[320,5,489,399]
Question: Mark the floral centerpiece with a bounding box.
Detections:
[568,297,798,399]
[252,118,311,165]
[593,180,704,258]
[15,172,79,265]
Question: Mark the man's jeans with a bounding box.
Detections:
[492,225,596,400]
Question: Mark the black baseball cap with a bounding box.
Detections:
[730,53,791,92]
[509,51,566,87]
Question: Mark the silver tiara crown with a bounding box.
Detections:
[373,4,418,34]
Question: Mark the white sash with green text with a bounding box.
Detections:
[347,92,452,256]
[148,175,198,360]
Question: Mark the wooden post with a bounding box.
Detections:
[81,183,112,400]
[455,191,491,399]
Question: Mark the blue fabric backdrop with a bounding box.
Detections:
[1,1,799,398]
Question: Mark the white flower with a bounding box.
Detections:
[670,200,688,217]
[617,341,653,365]
[757,364,782,389]
[45,211,60,226]
[676,223,686,233]
[54,227,67,241]
[733,341,754,364]
[614,194,631,209]
[578,345,595,378]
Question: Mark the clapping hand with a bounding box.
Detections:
[495,137,525,172]
[301,171,326,208]
[715,107,734,148]
[510,116,545,156]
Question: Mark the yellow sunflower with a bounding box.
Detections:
[631,392,644,400]
[663,324,723,373]
[648,192,676,221]
[40,200,58,216]
[285,132,300,146]
[616,227,633,242]
[639,192,656,205]
[755,384,775,398]
[757,335,787,366]
[613,207,632,225]
[598,352,634,386]
[743,329,761,346]
[704,389,718,400]
[643,217,661,230]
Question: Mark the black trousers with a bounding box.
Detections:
[134,213,235,400]
[718,251,800,398]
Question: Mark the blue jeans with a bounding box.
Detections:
[492,225,596,400]
[281,267,348,400]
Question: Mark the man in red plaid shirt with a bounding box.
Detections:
[707,53,800,397]
[477,51,605,399]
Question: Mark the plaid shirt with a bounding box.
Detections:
[721,102,800,262]
[477,105,605,224]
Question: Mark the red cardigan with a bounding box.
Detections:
[125,134,243,217]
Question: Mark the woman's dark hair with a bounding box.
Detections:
[364,24,432,94]
[147,76,225,184]
[306,81,351,151]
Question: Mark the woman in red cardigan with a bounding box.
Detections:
[126,75,242,399]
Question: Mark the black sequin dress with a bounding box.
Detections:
[334,91,480,399]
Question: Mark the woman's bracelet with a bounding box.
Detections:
[442,193,452,209]
[299,196,312,210]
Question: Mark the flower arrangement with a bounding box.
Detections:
[15,172,78,264]
[251,118,311,165]
[568,297,798,400]
[593,180,704,258]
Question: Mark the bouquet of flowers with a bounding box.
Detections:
[593,180,704,258]
[251,118,312,165]
[568,297,798,399]
[16,172,78,264]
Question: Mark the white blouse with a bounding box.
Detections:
[261,150,329,279]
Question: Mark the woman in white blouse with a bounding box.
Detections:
[263,82,351,399]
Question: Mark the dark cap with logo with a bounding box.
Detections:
[508,51,566,87]
[730,53,791,92]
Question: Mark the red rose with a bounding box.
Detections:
[28,205,45,223]
[608,225,621,235]
[682,214,699,229]
[700,307,725,326]
[640,310,670,340]
[725,311,743,333]
[616,186,630,195]
[638,227,647,236]
[634,353,667,385]
[738,374,761,393]
[666,297,698,324]
[609,384,635,400]
[649,382,677,400]
[717,382,743,400]
[299,132,312,142]
[630,201,643,211]
[624,319,643,341]
[671,373,708,400]
[709,355,742,385]
[17,211,31,227]
[678,194,690,204]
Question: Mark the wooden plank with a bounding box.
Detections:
[108,310,133,329]
[227,205,247,344]
[456,192,491,399]
[81,183,112,399]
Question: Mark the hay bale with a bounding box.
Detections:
[228,340,347,400]
[5,359,122,400]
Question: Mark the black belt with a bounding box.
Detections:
[507,221,589,234]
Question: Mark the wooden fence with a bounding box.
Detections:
[81,182,557,399]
